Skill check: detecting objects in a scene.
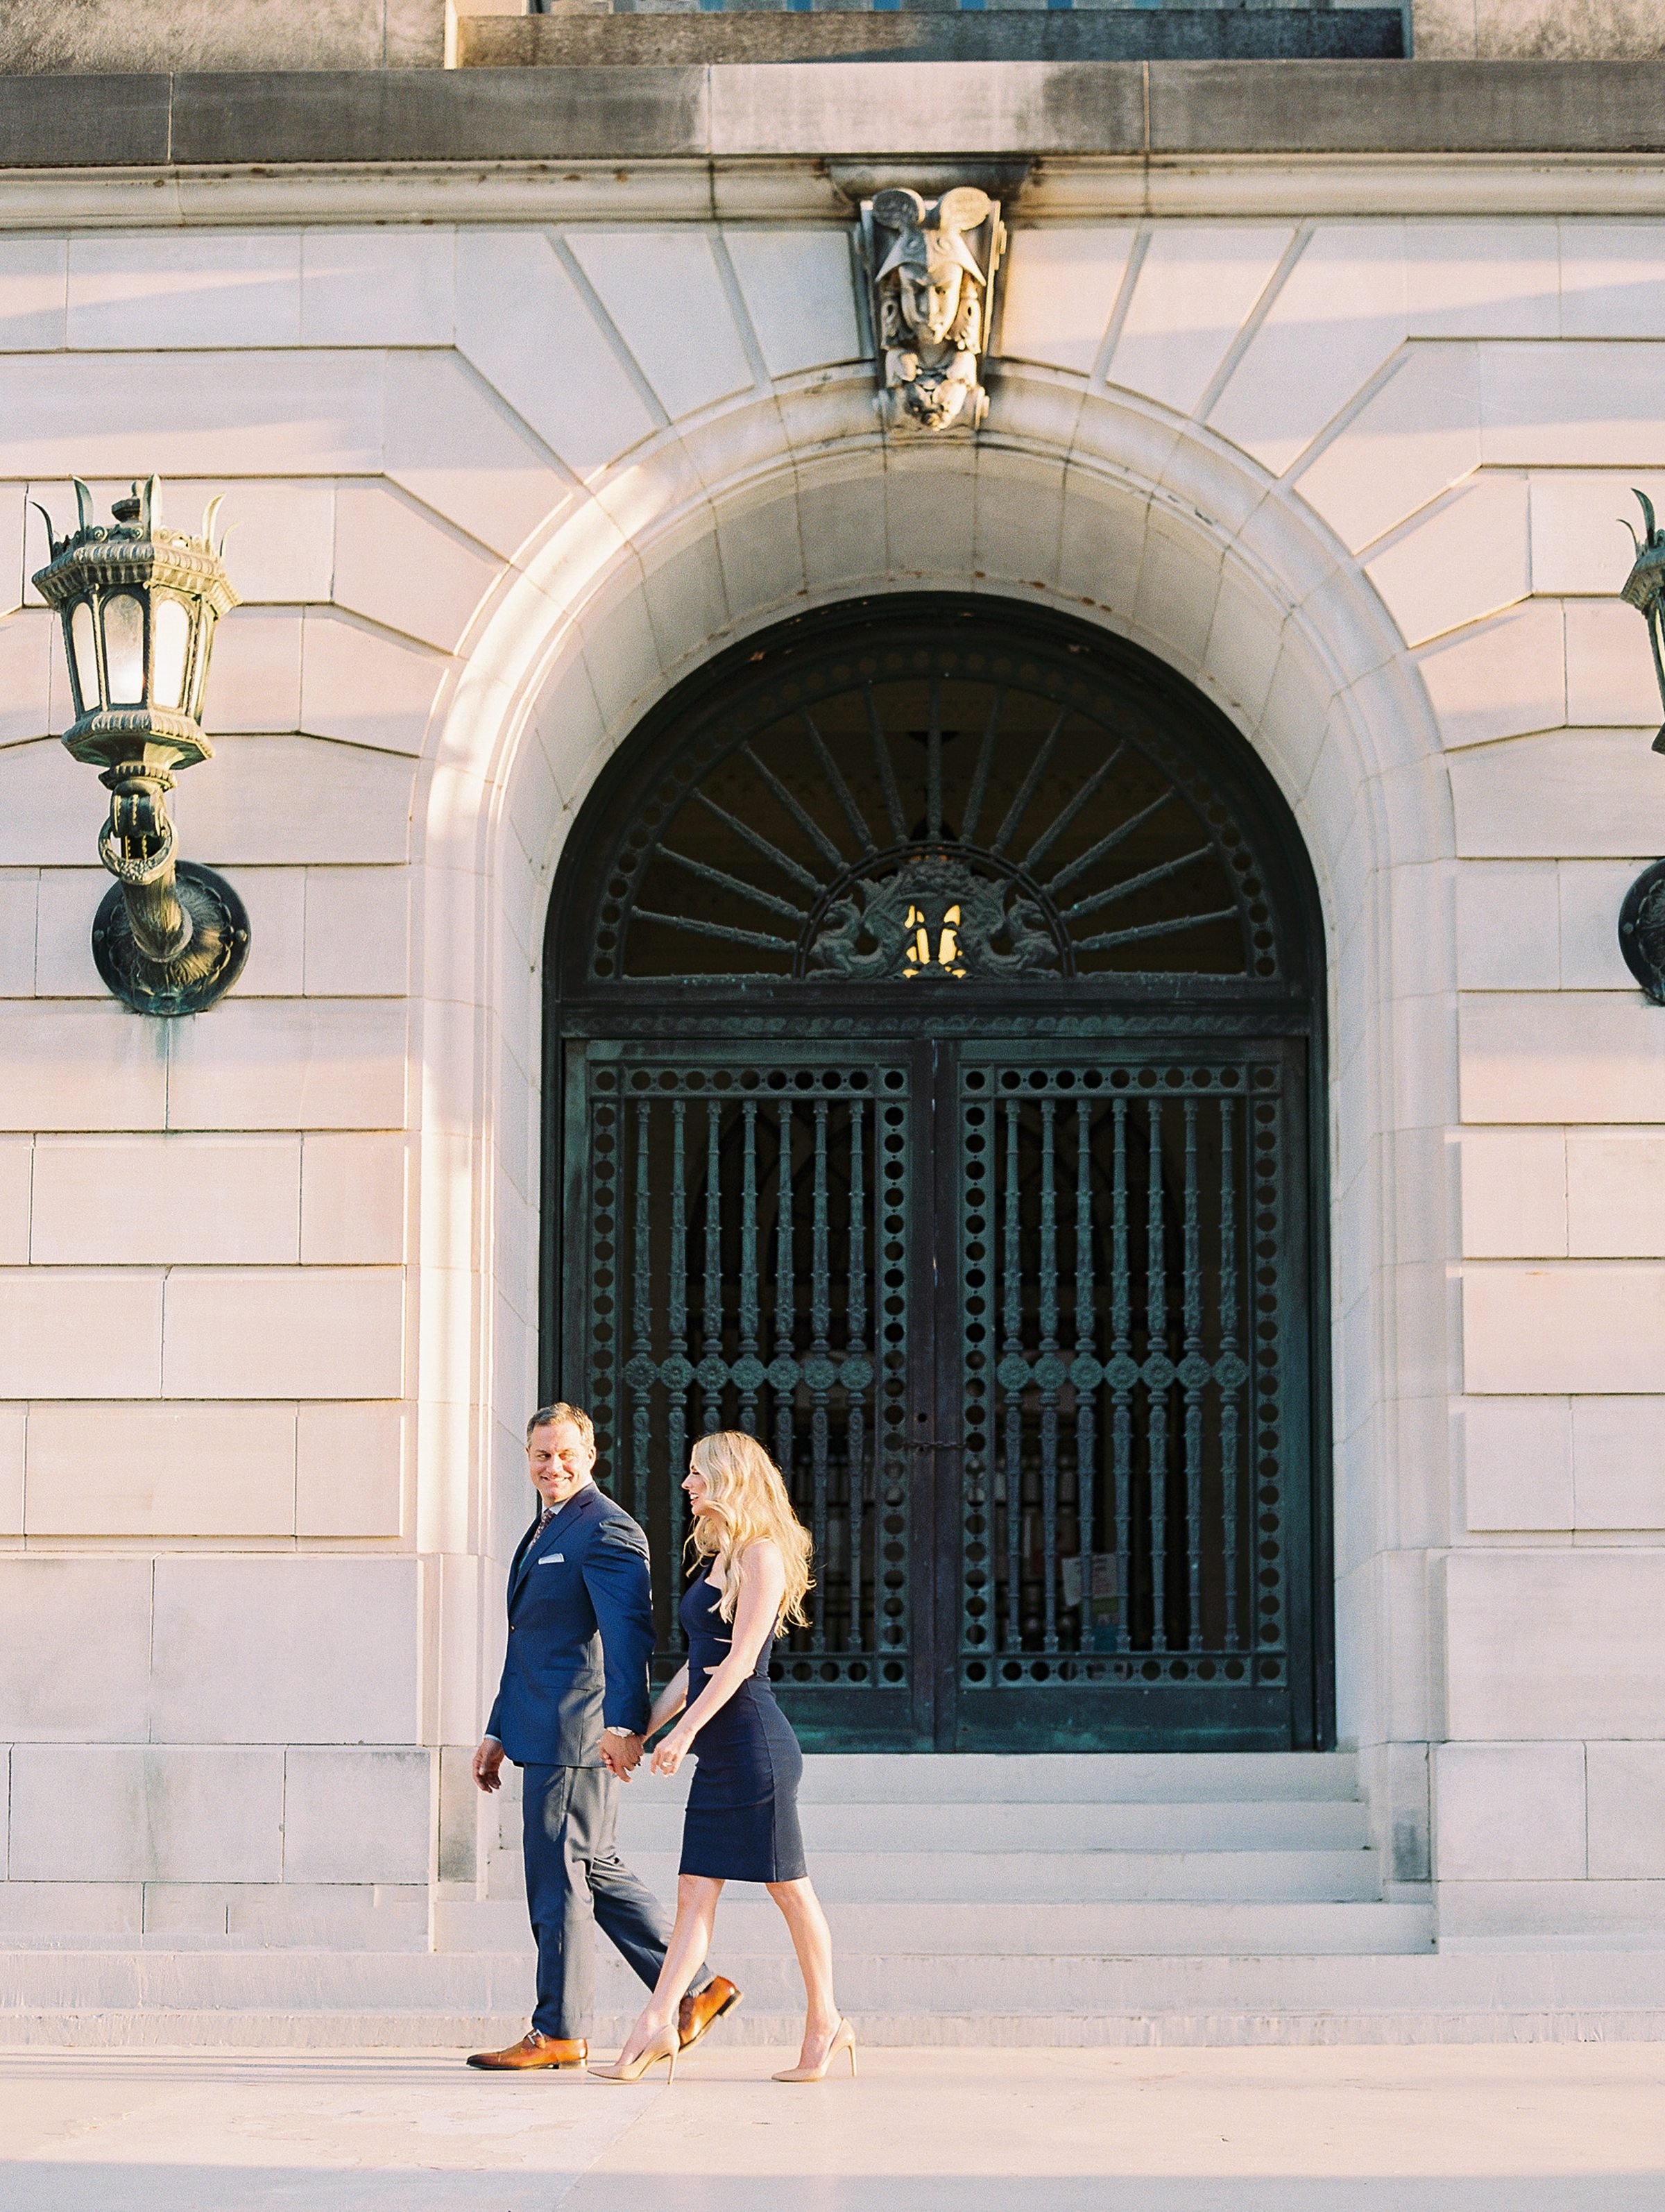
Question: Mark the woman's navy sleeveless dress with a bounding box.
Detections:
[677,1575,808,1883]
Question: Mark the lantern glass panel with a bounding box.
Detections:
[103,593,146,706]
[191,617,216,721]
[152,598,191,713]
[69,600,99,713]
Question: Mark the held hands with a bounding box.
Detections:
[599,1732,645,1782]
[651,1726,696,1778]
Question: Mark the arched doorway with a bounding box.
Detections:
[542,594,1331,1752]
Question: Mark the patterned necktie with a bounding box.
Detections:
[536,1504,555,1536]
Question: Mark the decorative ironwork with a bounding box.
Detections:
[549,597,1327,1751]
[584,622,1289,991]
[1618,493,1665,1003]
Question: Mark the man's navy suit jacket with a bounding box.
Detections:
[486,1481,654,1768]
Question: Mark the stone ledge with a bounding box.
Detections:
[3,60,1665,170]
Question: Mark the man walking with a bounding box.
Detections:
[467,1403,741,2070]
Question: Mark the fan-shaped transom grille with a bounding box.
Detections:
[588,636,1284,987]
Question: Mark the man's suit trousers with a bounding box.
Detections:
[520,1762,675,2040]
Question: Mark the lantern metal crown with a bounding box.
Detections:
[1616,490,1665,1005]
[32,475,249,1016]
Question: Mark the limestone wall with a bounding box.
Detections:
[1,175,1664,1951]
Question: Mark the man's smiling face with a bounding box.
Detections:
[528,1419,596,1510]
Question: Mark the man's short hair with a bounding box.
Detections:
[526,1402,595,1448]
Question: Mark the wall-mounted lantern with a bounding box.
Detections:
[1617,492,1665,1005]
[32,475,248,1017]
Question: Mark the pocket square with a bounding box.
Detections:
[538,1554,565,1565]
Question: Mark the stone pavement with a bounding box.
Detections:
[1,2044,1663,2211]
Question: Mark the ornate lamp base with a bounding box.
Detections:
[91,860,250,1017]
[1619,858,1665,1007]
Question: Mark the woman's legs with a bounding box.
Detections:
[765,1875,840,2068]
[615,1874,724,2064]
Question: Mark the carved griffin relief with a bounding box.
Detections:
[857,187,1006,436]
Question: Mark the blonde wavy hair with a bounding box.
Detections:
[687,1431,814,1633]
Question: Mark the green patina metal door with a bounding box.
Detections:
[545,596,1330,1752]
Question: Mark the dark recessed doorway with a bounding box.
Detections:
[542,594,1332,1752]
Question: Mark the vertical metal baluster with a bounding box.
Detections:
[666,1101,688,1565]
[1181,1097,1204,1651]
[1146,1098,1169,1653]
[927,677,944,842]
[1074,1098,1097,1652]
[701,1102,723,1440]
[808,1099,832,1653]
[846,1097,867,1655]
[631,1098,653,1532]
[1002,1096,1023,1653]
[774,1100,795,1479]
[1219,1095,1241,1653]
[1109,1097,1132,1652]
[737,1100,760,1436]
[1038,1098,1059,1653]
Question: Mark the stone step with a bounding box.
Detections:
[15,1942,1665,2049]
[439,1897,1429,1957]
[472,1848,1385,1905]
[507,1752,1363,1808]
[593,1798,1373,1853]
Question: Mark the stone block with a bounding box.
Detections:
[1566,1132,1665,1257]
[0,1881,139,1937]
[223,1880,428,1950]
[299,1133,406,1266]
[0,998,166,1130]
[1445,1549,1665,1738]
[1434,1741,1586,1880]
[1530,470,1665,598]
[1464,1263,1665,1395]
[164,998,409,1132]
[1587,1742,1665,1878]
[300,225,455,348]
[796,466,887,602]
[67,230,301,353]
[302,867,409,999]
[1480,339,1665,468]
[1459,992,1665,1123]
[1560,223,1665,339]
[0,603,53,746]
[162,477,335,606]
[454,230,656,479]
[28,1133,300,1266]
[298,610,447,758]
[0,873,36,996]
[384,349,572,565]
[1453,861,1560,991]
[1417,600,1564,751]
[1458,1129,1566,1258]
[149,1556,420,1744]
[1571,1397,1665,1531]
[1437,1876,1665,1946]
[1404,219,1558,339]
[282,1746,434,1884]
[1557,858,1641,990]
[1458,1395,1573,1532]
[8,1743,284,1882]
[712,482,808,628]
[1566,596,1665,729]
[0,1134,28,1264]
[296,1404,404,1537]
[171,735,416,868]
[1449,729,1665,862]
[0,348,385,482]
[207,606,304,735]
[0,1267,162,1398]
[0,1403,22,1535]
[161,1267,404,1400]
[0,235,67,351]
[332,487,503,658]
[1207,221,1408,477]
[1365,475,1530,649]
[31,866,112,997]
[999,224,1134,378]
[1107,222,1292,418]
[567,230,754,420]
[24,1402,297,1537]
[0,1557,151,1740]
[723,228,860,380]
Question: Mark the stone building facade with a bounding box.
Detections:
[3,28,1665,2037]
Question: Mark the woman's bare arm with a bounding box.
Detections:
[646,1664,688,1740]
[651,1543,787,1776]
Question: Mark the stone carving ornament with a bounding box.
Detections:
[859,187,1005,435]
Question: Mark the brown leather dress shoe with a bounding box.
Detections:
[678,1976,743,2051]
[466,2029,588,2070]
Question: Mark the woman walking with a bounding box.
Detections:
[590,1431,853,2086]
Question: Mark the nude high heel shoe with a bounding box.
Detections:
[772,2019,856,2083]
[589,2024,678,2084]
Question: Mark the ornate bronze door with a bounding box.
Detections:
[546,597,1330,1751]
